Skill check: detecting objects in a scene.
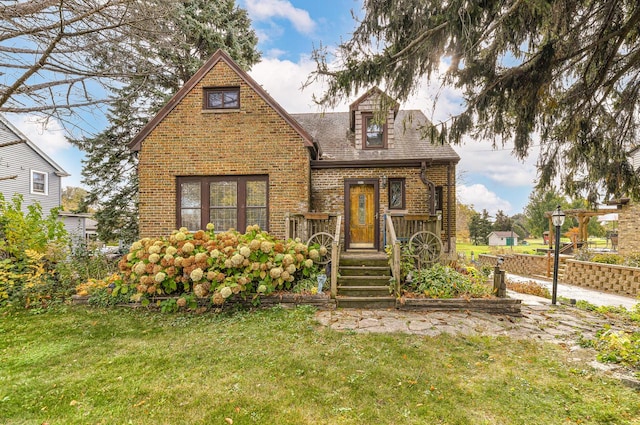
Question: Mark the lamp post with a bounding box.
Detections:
[551,205,566,305]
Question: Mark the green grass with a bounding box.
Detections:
[1,306,639,424]
[456,237,612,258]
[456,239,550,257]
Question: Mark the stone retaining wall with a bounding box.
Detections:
[478,253,640,298]
[478,253,563,277]
[564,260,640,297]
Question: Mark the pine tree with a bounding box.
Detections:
[493,210,512,232]
[70,0,260,244]
[309,0,640,202]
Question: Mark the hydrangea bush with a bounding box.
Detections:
[112,224,324,306]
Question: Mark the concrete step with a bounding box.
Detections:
[337,285,391,297]
[338,275,390,287]
[339,266,390,277]
[336,296,396,309]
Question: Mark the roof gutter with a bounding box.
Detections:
[310,158,459,169]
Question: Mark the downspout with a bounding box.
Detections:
[419,161,436,215]
[447,162,453,254]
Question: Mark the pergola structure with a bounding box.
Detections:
[544,208,617,250]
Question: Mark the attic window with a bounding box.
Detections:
[363,114,386,149]
[203,87,240,110]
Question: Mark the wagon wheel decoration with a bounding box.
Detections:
[307,232,334,265]
[408,231,443,268]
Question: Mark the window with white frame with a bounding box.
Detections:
[30,170,48,195]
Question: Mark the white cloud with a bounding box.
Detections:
[454,138,539,188]
[245,0,316,34]
[457,184,512,216]
[6,114,85,188]
[265,48,287,59]
[9,114,70,157]
[249,55,351,113]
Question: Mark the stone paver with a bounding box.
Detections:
[315,300,640,387]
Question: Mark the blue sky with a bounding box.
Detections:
[7,0,539,217]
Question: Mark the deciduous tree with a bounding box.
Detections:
[524,188,567,237]
[0,0,169,121]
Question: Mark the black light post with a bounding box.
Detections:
[551,205,566,305]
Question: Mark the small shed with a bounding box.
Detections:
[59,212,98,246]
[488,231,518,246]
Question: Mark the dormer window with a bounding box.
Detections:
[363,114,386,149]
[203,87,240,110]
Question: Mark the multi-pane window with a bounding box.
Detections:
[203,87,240,109]
[388,178,405,209]
[177,176,268,232]
[30,170,47,195]
[209,181,238,231]
[364,115,385,148]
[245,180,268,230]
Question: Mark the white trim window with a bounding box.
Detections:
[30,170,48,195]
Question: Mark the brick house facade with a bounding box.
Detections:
[130,50,459,254]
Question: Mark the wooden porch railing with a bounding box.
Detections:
[285,213,341,243]
[285,212,342,299]
[385,215,402,297]
[386,214,441,245]
[330,215,342,298]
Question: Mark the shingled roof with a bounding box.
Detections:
[291,110,459,167]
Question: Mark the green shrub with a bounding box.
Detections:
[591,253,624,265]
[624,253,640,268]
[405,263,492,299]
[0,194,69,308]
[593,328,640,369]
[55,239,120,292]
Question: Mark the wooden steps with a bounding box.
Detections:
[336,251,395,309]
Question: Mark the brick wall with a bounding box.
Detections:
[617,202,640,255]
[311,165,455,249]
[138,60,310,239]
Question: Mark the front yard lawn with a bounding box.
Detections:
[1,306,638,424]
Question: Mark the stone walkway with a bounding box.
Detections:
[315,297,640,388]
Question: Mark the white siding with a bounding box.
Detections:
[0,141,62,216]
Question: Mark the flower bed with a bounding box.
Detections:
[77,224,328,307]
[72,293,337,311]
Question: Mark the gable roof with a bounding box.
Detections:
[129,49,314,152]
[349,87,399,130]
[291,110,460,167]
[0,114,70,177]
[349,86,399,113]
[489,231,518,238]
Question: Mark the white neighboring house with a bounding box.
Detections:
[0,114,69,216]
[59,212,98,246]
[488,231,518,246]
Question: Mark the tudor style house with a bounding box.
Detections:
[0,114,69,216]
[130,50,459,257]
